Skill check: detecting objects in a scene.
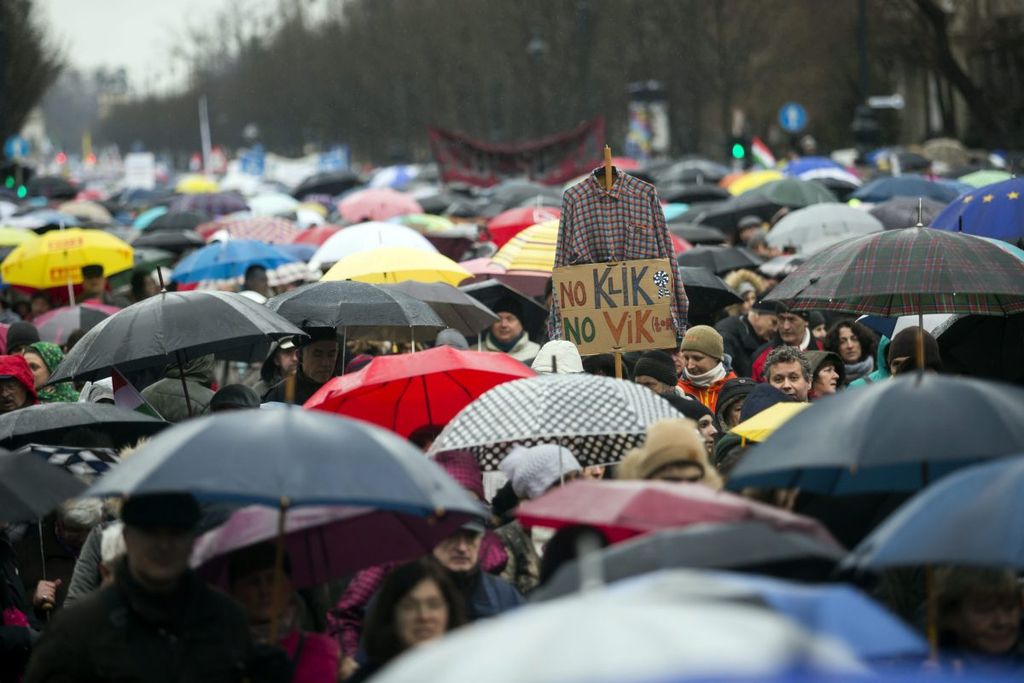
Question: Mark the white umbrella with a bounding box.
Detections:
[249,192,300,217]
[373,575,863,683]
[309,221,437,270]
[767,203,883,255]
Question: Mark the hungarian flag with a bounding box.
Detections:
[112,368,163,420]
[751,136,776,169]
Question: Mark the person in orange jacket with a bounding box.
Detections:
[676,325,736,413]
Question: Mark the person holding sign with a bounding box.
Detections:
[676,326,737,412]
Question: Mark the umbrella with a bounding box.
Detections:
[427,374,693,470]
[308,221,437,270]
[292,170,361,199]
[17,443,120,479]
[537,522,845,599]
[0,448,86,522]
[146,210,210,233]
[486,207,561,248]
[934,312,1024,383]
[660,184,730,205]
[727,170,785,196]
[956,169,1011,188]
[850,175,965,204]
[288,225,341,247]
[305,346,536,436]
[459,280,548,341]
[265,280,445,341]
[1,228,134,289]
[372,573,861,683]
[491,219,557,272]
[248,192,299,217]
[170,240,298,284]
[782,157,848,177]
[844,455,1024,570]
[868,196,946,230]
[666,222,728,245]
[680,193,790,233]
[396,214,456,234]
[517,480,836,544]
[33,302,120,344]
[337,188,422,223]
[49,290,306,383]
[192,503,479,589]
[731,402,809,444]
[132,206,168,229]
[747,179,837,206]
[930,177,1024,242]
[758,253,807,279]
[130,230,205,253]
[676,266,742,321]
[0,227,38,248]
[763,227,1024,316]
[174,175,219,194]
[56,200,112,225]
[662,203,690,221]
[320,246,471,287]
[27,176,78,201]
[0,403,168,450]
[726,374,1024,495]
[197,215,299,244]
[766,203,884,254]
[381,281,498,336]
[677,245,763,274]
[485,179,562,211]
[274,243,315,263]
[855,312,952,340]
[169,191,248,218]
[655,158,732,185]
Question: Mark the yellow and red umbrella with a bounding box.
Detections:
[1,228,134,289]
[491,219,558,272]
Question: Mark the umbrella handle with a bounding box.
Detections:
[926,565,938,658]
[267,497,290,644]
[176,351,194,418]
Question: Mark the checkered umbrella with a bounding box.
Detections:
[169,192,249,219]
[17,443,120,478]
[764,227,1024,316]
[426,374,682,470]
[197,216,300,244]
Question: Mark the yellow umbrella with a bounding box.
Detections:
[491,219,558,272]
[175,174,220,194]
[1,228,134,289]
[0,228,38,248]
[727,169,784,196]
[320,246,471,286]
[730,402,809,444]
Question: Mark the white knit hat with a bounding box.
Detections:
[530,340,584,374]
[499,444,582,500]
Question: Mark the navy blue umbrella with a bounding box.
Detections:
[727,374,1024,495]
[931,177,1024,242]
[844,455,1024,570]
[850,175,968,204]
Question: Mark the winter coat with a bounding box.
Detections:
[14,515,78,618]
[140,355,216,422]
[751,335,824,383]
[482,333,540,365]
[280,629,339,683]
[1,532,37,683]
[25,556,283,683]
[494,520,541,596]
[849,336,891,387]
[715,314,765,379]
[63,524,104,608]
[677,370,738,412]
[263,368,327,406]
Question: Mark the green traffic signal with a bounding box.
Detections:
[16,186,26,199]
[3,177,12,189]
[731,142,746,159]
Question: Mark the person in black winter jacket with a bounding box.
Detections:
[714,300,780,378]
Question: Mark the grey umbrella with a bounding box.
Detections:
[381,282,498,337]
[0,449,86,522]
[535,521,846,601]
[0,404,167,450]
[266,280,446,342]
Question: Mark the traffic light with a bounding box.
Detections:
[731,141,746,160]
[1,162,31,199]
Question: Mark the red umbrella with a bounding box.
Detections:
[289,225,342,247]
[516,480,837,545]
[304,346,536,438]
[486,207,560,248]
[670,233,693,255]
[337,188,423,224]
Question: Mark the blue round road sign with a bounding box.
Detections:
[778,103,807,133]
[3,136,30,159]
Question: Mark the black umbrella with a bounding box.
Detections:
[654,159,731,185]
[147,211,210,233]
[680,193,782,233]
[0,449,86,522]
[869,197,946,230]
[667,222,729,245]
[535,521,846,600]
[266,281,445,343]
[485,180,561,211]
[459,280,549,341]
[935,312,1024,383]
[131,230,206,253]
[814,177,860,203]
[727,374,1024,495]
[0,403,168,450]
[381,282,498,337]
[677,245,764,275]
[27,176,78,200]
[678,266,743,322]
[416,190,461,215]
[660,184,731,205]
[293,170,362,199]
[49,291,306,384]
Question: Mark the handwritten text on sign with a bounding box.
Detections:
[553,258,676,354]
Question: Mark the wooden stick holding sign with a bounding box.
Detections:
[603,145,613,191]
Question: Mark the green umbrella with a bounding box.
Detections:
[747,178,836,208]
[956,169,1011,188]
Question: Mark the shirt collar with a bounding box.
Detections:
[586,166,626,199]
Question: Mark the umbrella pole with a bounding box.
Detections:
[60,222,75,305]
[176,351,194,418]
[340,328,348,376]
[613,348,623,380]
[916,311,925,373]
[926,565,938,657]
[268,496,290,644]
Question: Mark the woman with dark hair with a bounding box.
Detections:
[350,559,465,682]
[824,320,878,385]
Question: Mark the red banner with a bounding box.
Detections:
[427,118,605,187]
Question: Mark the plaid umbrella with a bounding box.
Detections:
[764,227,1024,315]
[197,216,300,244]
[169,192,248,218]
[17,443,120,478]
[426,374,682,470]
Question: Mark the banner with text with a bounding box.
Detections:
[427,118,605,187]
[553,258,676,355]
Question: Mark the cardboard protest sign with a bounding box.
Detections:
[553,258,676,354]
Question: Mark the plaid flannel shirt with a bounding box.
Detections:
[546,169,689,341]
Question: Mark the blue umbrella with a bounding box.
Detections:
[782,157,844,177]
[132,206,168,229]
[727,374,1024,495]
[930,177,1024,242]
[170,239,298,283]
[851,175,968,204]
[844,454,1024,570]
[662,203,690,221]
[274,242,316,262]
